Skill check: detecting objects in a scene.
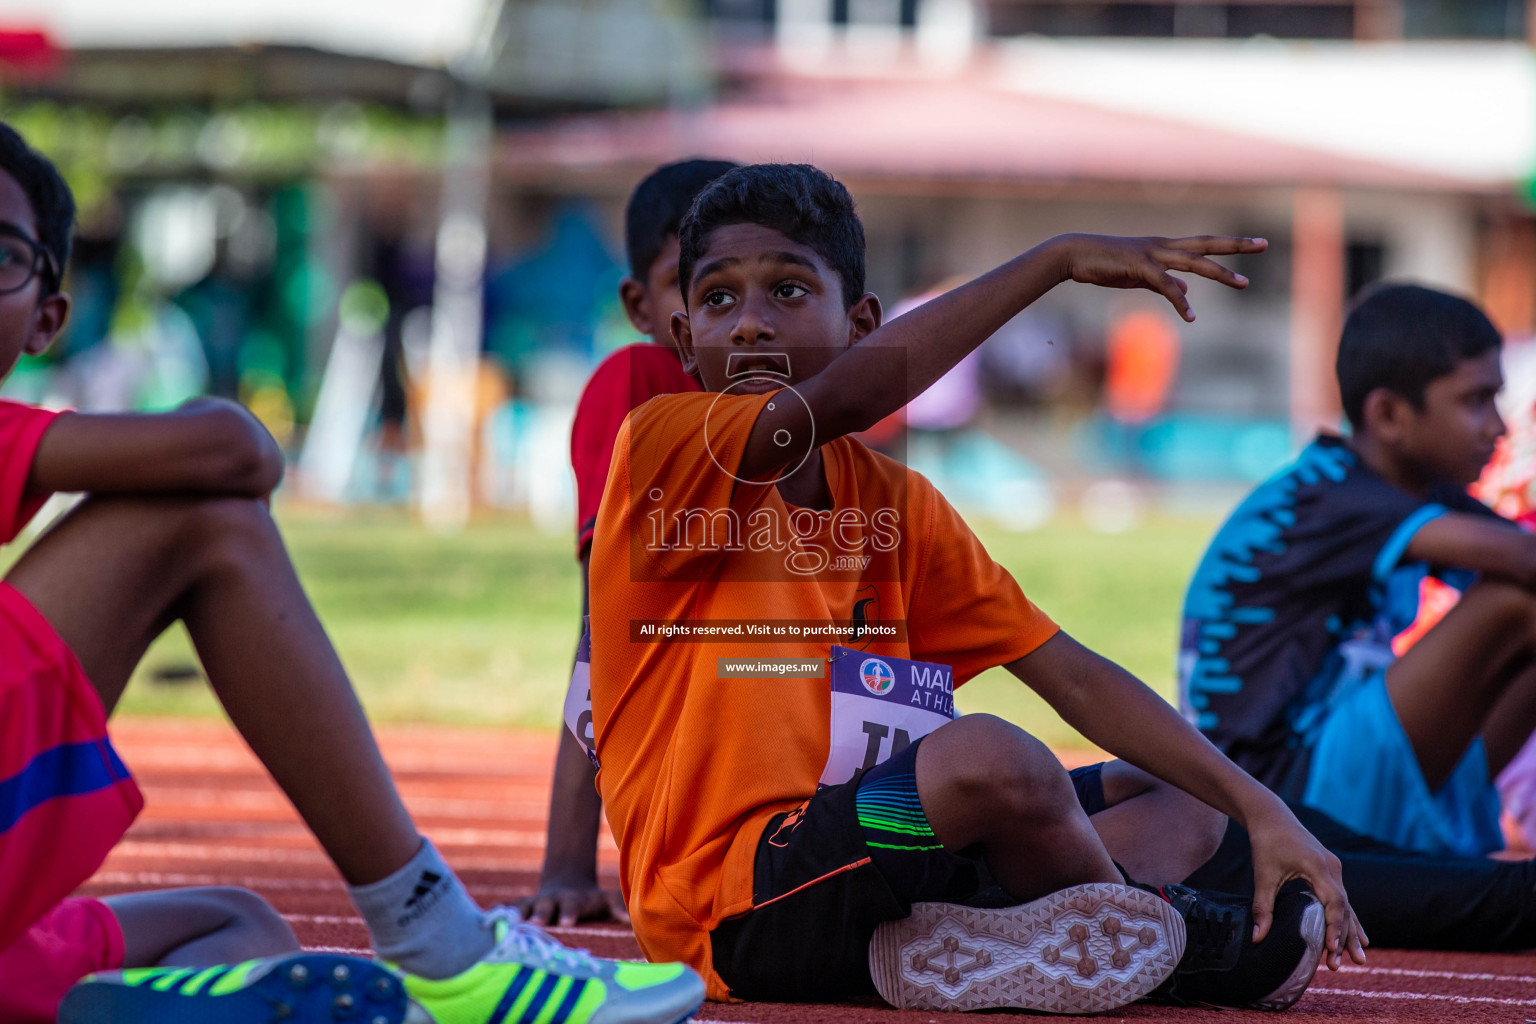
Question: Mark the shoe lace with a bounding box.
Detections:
[1182,900,1240,967]
[485,907,600,974]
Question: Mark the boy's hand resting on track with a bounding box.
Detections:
[1052,233,1267,322]
[513,878,630,929]
[1244,797,1369,971]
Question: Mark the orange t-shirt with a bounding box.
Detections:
[587,390,1059,999]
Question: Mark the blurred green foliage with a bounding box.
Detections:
[6,102,444,213]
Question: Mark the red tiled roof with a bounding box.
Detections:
[497,72,1487,193]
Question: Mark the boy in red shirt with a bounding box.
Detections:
[521,159,734,927]
[587,163,1366,1013]
[0,123,703,1024]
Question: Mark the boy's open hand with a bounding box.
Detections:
[513,877,630,928]
[1245,801,1369,971]
[1056,234,1268,322]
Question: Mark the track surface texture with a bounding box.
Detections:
[84,718,1536,1023]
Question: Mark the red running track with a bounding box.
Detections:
[81,718,1536,1024]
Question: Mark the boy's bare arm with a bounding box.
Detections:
[1405,512,1536,586]
[519,729,624,926]
[738,233,1264,482]
[1007,631,1368,971]
[28,398,284,498]
[518,555,628,926]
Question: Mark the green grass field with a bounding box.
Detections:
[112,507,1219,750]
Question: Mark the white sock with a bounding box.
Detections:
[348,837,494,979]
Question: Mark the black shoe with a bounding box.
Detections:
[1137,883,1325,1010]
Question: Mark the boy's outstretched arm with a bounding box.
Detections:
[1406,512,1536,586]
[736,234,1264,482]
[1008,631,1369,971]
[28,398,284,498]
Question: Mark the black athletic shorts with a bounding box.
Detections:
[708,739,1108,1002]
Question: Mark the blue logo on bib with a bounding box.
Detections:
[860,658,895,696]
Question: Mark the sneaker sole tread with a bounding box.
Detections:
[869,883,1185,1014]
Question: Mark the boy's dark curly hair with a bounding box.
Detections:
[0,122,74,293]
[1337,283,1501,431]
[625,158,739,281]
[677,163,865,309]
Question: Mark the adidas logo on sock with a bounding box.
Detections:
[405,871,443,908]
[397,870,445,926]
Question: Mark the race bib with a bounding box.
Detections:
[820,645,955,787]
[563,617,600,769]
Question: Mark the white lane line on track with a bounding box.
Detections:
[1344,965,1536,986]
[107,845,542,873]
[282,913,632,938]
[140,787,552,816]
[89,880,631,937]
[543,925,635,936]
[115,842,330,864]
[91,871,343,891]
[88,871,533,900]
[120,828,553,850]
[1311,986,1536,1006]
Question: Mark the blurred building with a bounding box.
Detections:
[0,1,704,521]
[705,0,1531,42]
[497,0,1536,482]
[3,0,1535,514]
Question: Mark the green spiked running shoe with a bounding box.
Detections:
[58,952,412,1024]
[399,907,704,1024]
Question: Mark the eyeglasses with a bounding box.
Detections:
[0,228,59,296]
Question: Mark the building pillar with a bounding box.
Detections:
[1290,186,1346,442]
[778,0,835,59]
[1355,0,1404,39]
[1481,215,1536,338]
[419,85,492,533]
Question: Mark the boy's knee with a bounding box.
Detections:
[1099,761,1225,869]
[180,497,278,559]
[926,714,1076,819]
[1140,779,1226,871]
[74,493,274,557]
[184,495,271,534]
[1182,794,1227,867]
[1468,579,1536,631]
[203,885,277,916]
[202,886,296,945]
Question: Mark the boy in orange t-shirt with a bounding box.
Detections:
[586,164,1367,1014]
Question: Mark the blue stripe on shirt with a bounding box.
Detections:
[0,740,133,834]
[1372,503,1448,583]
